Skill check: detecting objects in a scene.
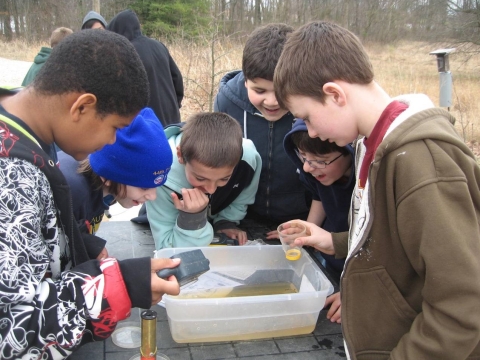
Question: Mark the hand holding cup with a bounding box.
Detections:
[277,221,307,261]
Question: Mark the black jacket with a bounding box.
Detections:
[108,9,184,126]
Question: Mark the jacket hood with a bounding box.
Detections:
[218,70,259,115]
[33,47,52,65]
[81,11,107,29]
[283,118,308,170]
[378,94,461,160]
[107,9,141,41]
[284,118,355,173]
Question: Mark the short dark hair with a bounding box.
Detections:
[34,29,149,117]
[242,23,294,81]
[291,131,350,156]
[180,112,243,168]
[275,21,374,109]
[82,19,104,30]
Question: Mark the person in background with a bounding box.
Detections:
[22,27,73,86]
[108,9,184,126]
[284,118,356,323]
[214,23,310,234]
[81,10,107,30]
[274,20,480,359]
[58,107,172,259]
[147,112,262,249]
[0,29,180,359]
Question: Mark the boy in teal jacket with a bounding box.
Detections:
[147,112,262,249]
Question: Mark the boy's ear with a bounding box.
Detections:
[176,146,184,164]
[70,94,98,122]
[323,82,347,106]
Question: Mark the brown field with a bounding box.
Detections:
[1,38,479,158]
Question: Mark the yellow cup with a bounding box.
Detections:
[277,221,306,261]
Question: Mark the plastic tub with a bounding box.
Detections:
[155,245,333,343]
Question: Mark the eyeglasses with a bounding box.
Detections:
[296,151,344,169]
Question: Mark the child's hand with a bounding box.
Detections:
[265,230,279,240]
[96,247,108,260]
[150,258,181,305]
[324,292,342,323]
[288,220,335,255]
[217,228,248,245]
[171,188,209,213]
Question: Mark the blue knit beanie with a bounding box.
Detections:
[90,107,172,188]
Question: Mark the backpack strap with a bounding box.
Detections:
[0,113,89,266]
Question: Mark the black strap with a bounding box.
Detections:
[0,115,89,266]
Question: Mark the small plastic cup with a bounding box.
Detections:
[277,221,306,261]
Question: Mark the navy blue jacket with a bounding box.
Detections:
[214,70,310,223]
[58,151,108,236]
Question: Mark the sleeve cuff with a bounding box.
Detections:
[177,207,208,230]
[119,257,152,309]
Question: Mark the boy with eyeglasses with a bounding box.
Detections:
[284,118,355,323]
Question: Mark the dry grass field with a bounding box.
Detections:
[1,37,479,159]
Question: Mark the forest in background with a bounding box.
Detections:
[0,0,480,48]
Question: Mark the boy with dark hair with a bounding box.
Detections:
[0,30,180,359]
[275,21,480,359]
[214,23,310,231]
[22,27,73,86]
[284,118,355,323]
[147,112,261,249]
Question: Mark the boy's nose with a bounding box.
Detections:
[264,93,278,106]
[108,132,117,145]
[303,161,315,172]
[307,127,319,139]
[204,183,217,195]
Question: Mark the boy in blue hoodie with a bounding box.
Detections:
[284,118,355,323]
[146,112,262,249]
[214,23,310,231]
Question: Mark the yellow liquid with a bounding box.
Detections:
[175,282,298,299]
[174,325,316,343]
[285,249,301,260]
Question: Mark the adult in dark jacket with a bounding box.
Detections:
[215,70,310,225]
[107,9,184,126]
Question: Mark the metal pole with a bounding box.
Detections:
[93,0,100,13]
[438,72,453,108]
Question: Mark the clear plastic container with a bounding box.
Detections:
[155,245,333,343]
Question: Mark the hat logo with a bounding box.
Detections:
[154,174,165,185]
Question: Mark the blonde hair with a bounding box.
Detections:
[50,27,73,48]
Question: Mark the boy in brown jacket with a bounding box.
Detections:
[274,20,480,360]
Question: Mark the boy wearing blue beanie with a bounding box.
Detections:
[147,112,262,249]
[58,107,172,258]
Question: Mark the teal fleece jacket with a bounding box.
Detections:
[147,126,262,249]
